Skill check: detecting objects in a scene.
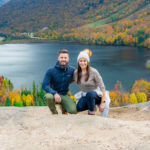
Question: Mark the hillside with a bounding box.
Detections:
[0,0,150,48]
[0,0,149,32]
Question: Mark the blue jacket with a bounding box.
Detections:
[42,61,75,95]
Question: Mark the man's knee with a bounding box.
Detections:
[67,105,77,114]
[68,108,77,114]
[44,93,54,101]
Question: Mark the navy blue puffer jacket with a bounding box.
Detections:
[42,61,75,95]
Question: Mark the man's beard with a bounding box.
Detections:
[59,61,68,66]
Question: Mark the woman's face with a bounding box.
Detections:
[78,58,88,70]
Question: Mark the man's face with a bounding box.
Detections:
[58,53,69,66]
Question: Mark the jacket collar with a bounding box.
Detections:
[55,61,69,71]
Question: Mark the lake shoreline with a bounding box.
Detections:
[1,38,150,50]
[0,39,78,45]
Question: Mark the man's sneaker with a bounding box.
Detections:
[52,110,58,114]
[60,105,68,115]
[88,110,95,115]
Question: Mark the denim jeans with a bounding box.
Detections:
[76,91,110,117]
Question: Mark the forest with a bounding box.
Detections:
[0,0,150,48]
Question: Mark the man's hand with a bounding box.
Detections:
[99,102,105,112]
[54,93,61,103]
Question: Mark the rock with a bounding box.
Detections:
[0,106,150,150]
[146,59,150,69]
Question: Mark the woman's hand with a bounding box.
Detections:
[99,102,105,112]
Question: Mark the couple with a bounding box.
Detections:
[42,49,110,117]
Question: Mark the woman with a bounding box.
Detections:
[74,49,110,117]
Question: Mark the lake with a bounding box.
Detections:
[0,42,150,94]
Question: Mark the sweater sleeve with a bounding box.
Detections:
[72,69,77,82]
[42,69,57,95]
[94,69,105,92]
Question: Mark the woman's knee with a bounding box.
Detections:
[86,91,97,100]
[76,102,83,112]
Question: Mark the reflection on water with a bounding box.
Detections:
[0,43,150,93]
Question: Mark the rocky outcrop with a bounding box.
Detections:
[0,104,150,150]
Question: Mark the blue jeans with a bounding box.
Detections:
[76,91,109,117]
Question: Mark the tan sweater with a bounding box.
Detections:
[73,67,105,93]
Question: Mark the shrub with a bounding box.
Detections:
[136,92,147,103]
[129,93,138,104]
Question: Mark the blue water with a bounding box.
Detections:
[0,42,150,94]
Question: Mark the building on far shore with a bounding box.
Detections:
[22,32,34,38]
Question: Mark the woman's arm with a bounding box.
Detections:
[99,91,106,112]
[94,69,105,92]
[94,68,106,111]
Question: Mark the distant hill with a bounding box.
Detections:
[0,0,149,32]
[0,0,150,48]
[0,0,107,32]
[0,0,10,7]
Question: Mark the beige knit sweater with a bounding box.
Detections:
[73,67,105,93]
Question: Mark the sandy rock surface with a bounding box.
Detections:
[0,104,150,150]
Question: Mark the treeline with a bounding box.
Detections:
[0,76,150,107]
[36,16,150,48]
[0,33,30,43]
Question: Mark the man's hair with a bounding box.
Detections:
[58,49,69,55]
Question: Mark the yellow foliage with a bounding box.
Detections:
[136,92,147,103]
[25,94,34,106]
[9,91,22,105]
[22,94,26,103]
[2,79,8,87]
[129,93,138,104]
[0,89,5,96]
[8,90,35,106]
[70,96,76,102]
[114,100,119,107]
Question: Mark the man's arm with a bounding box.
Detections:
[42,69,57,95]
[42,69,61,103]
[70,68,76,84]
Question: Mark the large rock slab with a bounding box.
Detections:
[0,106,150,150]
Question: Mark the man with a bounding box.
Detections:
[42,49,77,114]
